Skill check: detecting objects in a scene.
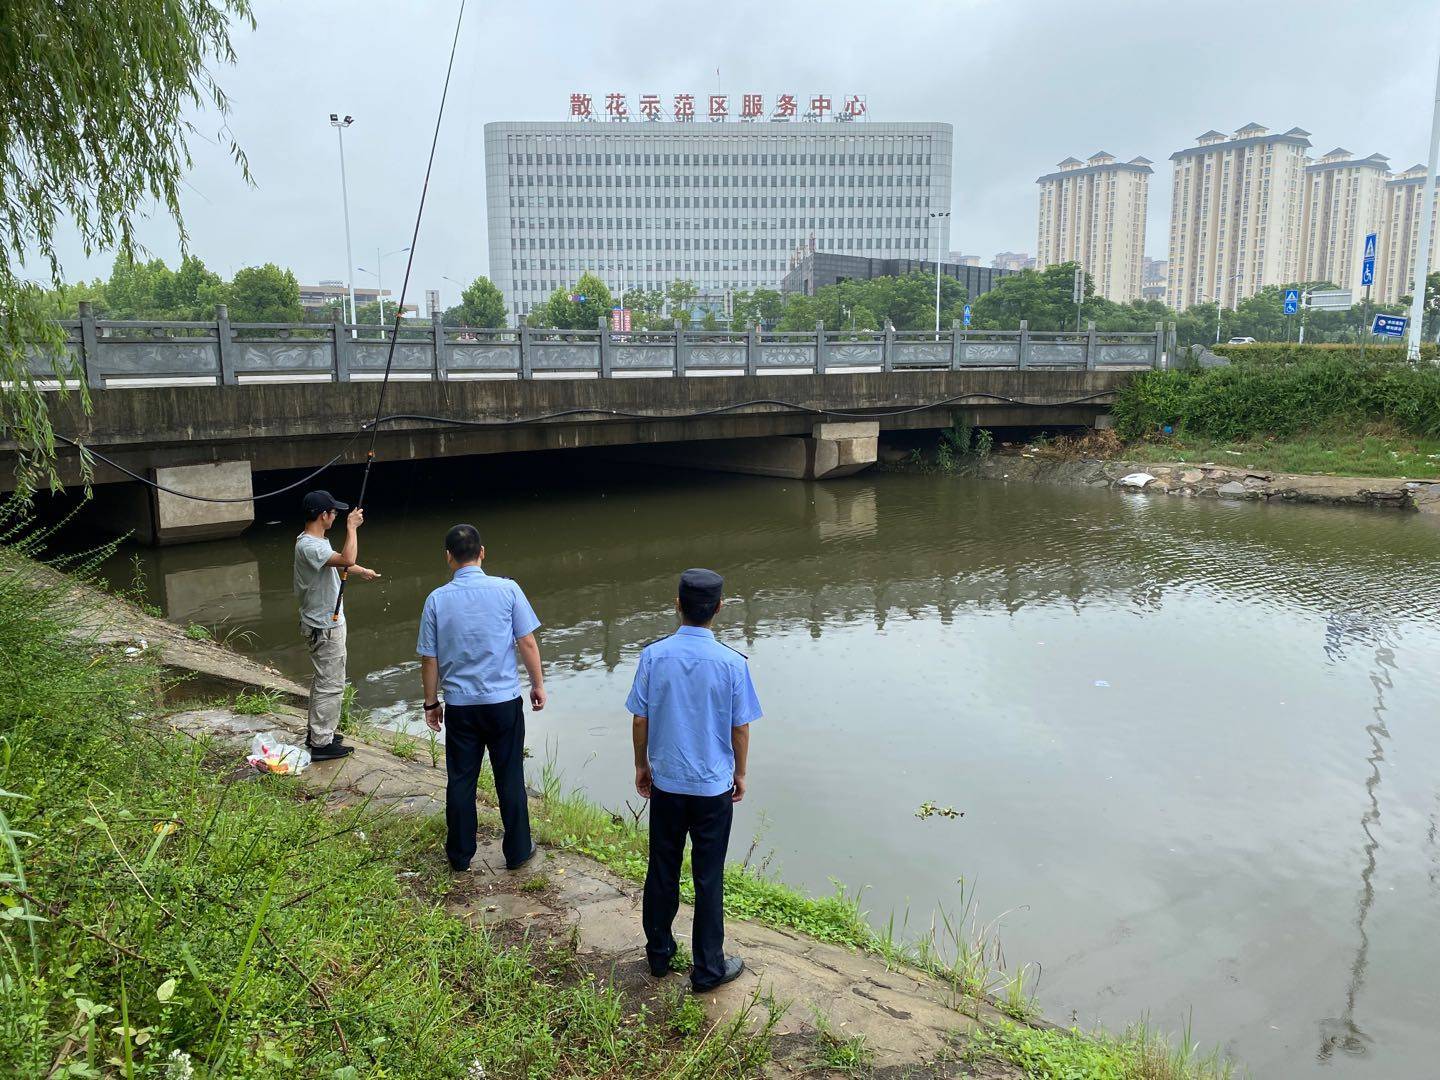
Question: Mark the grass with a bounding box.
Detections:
[231,688,282,716]
[1120,427,1440,480]
[0,506,777,1078]
[812,1011,872,1072]
[968,1018,1234,1080]
[518,873,549,894]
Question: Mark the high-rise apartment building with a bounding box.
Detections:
[484,121,953,320]
[1035,151,1151,301]
[1299,149,1390,296]
[992,251,1035,272]
[1166,124,1311,310]
[1378,165,1440,304]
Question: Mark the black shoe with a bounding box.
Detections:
[649,954,675,978]
[449,861,471,873]
[692,955,744,992]
[308,740,354,761]
[506,844,538,871]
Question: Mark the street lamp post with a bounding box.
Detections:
[930,210,951,338]
[328,114,357,327]
[357,246,410,329]
[1408,38,1440,361]
[1213,272,1244,343]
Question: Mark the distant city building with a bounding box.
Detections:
[425,288,442,317]
[780,251,1015,303]
[946,252,982,267]
[992,251,1035,272]
[1378,165,1440,305]
[1300,149,1390,297]
[298,281,389,311]
[1141,257,1168,303]
[1035,151,1151,302]
[1166,123,1311,310]
[484,121,953,320]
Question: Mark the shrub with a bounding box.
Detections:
[1114,353,1440,442]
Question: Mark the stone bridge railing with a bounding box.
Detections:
[34,302,1172,389]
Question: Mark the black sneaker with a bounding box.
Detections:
[309,740,354,761]
[692,955,744,993]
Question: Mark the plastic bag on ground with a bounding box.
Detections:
[246,731,311,775]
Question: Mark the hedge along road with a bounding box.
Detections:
[100,452,1440,1080]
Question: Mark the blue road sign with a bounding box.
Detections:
[1372,313,1407,338]
[1361,232,1377,287]
[963,303,972,328]
[1284,288,1299,315]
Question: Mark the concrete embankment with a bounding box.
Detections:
[957,454,1440,514]
[57,572,1023,1076]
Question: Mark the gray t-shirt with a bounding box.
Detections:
[294,533,343,629]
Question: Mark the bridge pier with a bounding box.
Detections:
[96,461,255,545]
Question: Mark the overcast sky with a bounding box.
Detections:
[36,0,1440,307]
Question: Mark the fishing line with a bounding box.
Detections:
[330,0,467,621]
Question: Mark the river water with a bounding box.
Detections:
[107,456,1440,1078]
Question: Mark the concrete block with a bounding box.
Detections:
[152,461,254,544]
[812,420,879,441]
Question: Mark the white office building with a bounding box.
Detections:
[484,121,953,320]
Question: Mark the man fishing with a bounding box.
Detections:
[627,568,761,992]
[293,490,381,760]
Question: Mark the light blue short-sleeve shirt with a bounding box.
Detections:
[625,626,762,798]
[416,566,541,706]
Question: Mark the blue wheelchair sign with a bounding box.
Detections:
[963,304,972,329]
[1361,233,1377,287]
[1284,288,1299,315]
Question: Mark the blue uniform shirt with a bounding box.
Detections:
[625,626,763,797]
[416,566,541,706]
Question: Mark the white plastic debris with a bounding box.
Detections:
[1117,472,1156,489]
[246,732,311,775]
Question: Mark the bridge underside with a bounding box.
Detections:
[7,369,1131,543]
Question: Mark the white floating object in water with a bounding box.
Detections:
[1117,472,1155,488]
[1094,680,1110,688]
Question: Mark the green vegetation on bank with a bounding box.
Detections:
[1119,429,1440,480]
[0,524,774,1077]
[1114,352,1440,459]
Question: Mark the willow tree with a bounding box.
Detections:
[0,1,254,497]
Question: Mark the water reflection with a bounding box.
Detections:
[1317,640,1394,1064]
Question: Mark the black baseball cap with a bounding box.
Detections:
[678,568,724,605]
[302,490,349,516]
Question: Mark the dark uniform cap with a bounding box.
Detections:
[678,568,724,605]
[302,490,349,515]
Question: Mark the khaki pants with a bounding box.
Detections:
[304,621,347,747]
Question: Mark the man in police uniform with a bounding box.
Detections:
[627,568,761,992]
[418,523,547,872]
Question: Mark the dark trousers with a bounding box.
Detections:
[443,698,531,870]
[643,785,734,988]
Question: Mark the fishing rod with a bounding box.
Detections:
[330,0,467,623]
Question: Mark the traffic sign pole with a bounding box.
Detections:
[1361,232,1377,359]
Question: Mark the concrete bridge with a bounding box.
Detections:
[11,305,1170,543]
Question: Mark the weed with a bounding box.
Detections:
[670,943,692,972]
[183,623,211,641]
[667,987,706,1037]
[388,732,419,761]
[812,1011,872,1072]
[231,688,281,716]
[519,873,549,894]
[967,1018,1234,1080]
[998,964,1040,1022]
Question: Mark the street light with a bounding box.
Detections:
[357,245,410,329]
[328,114,357,328]
[1212,272,1244,343]
[930,210,952,338]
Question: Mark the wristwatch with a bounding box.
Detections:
[423,701,441,712]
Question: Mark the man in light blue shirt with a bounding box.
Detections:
[418,524,546,872]
[627,568,761,992]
